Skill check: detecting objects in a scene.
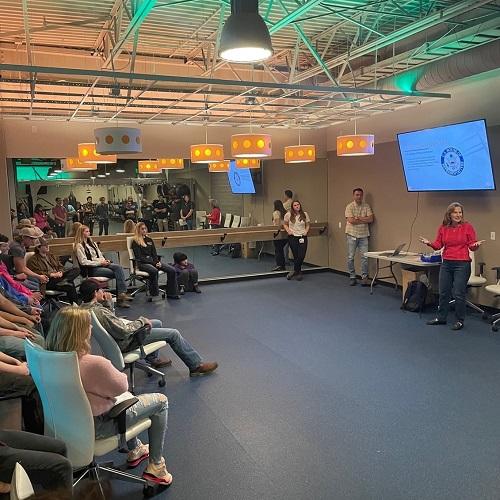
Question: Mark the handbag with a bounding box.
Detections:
[126,323,152,351]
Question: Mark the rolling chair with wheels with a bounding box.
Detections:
[485,266,500,332]
[125,237,165,300]
[449,251,487,317]
[24,340,159,498]
[90,312,166,393]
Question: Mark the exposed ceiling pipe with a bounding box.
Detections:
[377,38,500,91]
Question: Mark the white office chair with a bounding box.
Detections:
[10,462,34,500]
[72,251,112,291]
[449,251,487,316]
[485,266,500,332]
[195,210,207,229]
[223,213,232,228]
[90,311,166,392]
[240,216,250,228]
[231,215,241,228]
[24,340,157,497]
[125,236,165,300]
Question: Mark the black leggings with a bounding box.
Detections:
[288,236,308,272]
[0,430,72,491]
[138,262,178,297]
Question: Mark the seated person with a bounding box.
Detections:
[0,312,45,359]
[123,219,136,234]
[131,223,179,301]
[73,225,132,308]
[79,280,218,376]
[0,430,72,494]
[27,238,79,304]
[0,293,41,330]
[46,307,173,486]
[8,228,49,291]
[172,252,201,294]
[0,351,44,434]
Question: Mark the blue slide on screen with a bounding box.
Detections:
[227,160,256,194]
[397,119,495,192]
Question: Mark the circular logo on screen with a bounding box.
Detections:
[232,171,242,186]
[441,147,464,176]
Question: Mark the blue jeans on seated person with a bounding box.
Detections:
[437,260,471,323]
[347,235,369,279]
[145,319,202,370]
[0,333,45,359]
[87,263,127,294]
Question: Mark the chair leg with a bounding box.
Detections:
[129,363,136,394]
[135,362,166,387]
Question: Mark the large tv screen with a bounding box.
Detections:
[227,160,256,194]
[397,119,495,192]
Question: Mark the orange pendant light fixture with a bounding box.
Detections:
[159,158,184,170]
[209,160,230,172]
[78,143,117,164]
[190,124,224,163]
[336,119,374,156]
[235,158,261,169]
[231,133,271,158]
[94,127,142,154]
[62,157,97,171]
[284,126,315,164]
[138,160,161,174]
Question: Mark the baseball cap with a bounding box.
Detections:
[19,227,40,239]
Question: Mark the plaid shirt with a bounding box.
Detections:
[345,201,373,238]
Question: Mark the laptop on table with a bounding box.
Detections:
[378,243,406,257]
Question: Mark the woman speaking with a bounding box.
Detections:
[419,202,484,331]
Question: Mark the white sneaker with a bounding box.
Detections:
[127,443,149,467]
[142,457,173,486]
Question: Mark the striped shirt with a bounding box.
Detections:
[345,201,373,238]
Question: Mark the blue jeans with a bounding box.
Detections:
[146,319,202,370]
[0,333,45,359]
[94,392,168,463]
[437,260,471,322]
[88,263,127,294]
[346,235,369,278]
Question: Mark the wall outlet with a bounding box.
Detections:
[491,232,496,241]
[338,221,342,228]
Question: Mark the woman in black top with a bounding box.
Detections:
[131,223,179,300]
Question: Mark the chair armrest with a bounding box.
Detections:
[478,262,485,276]
[108,397,139,420]
[108,396,139,452]
[492,267,500,279]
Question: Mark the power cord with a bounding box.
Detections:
[406,191,420,253]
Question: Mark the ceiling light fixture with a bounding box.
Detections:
[138,160,162,174]
[190,123,224,163]
[231,133,271,158]
[235,158,261,169]
[62,157,96,171]
[78,143,116,164]
[159,158,184,170]
[94,127,142,154]
[115,167,125,173]
[285,124,316,164]
[337,117,375,157]
[209,160,230,172]
[219,0,273,63]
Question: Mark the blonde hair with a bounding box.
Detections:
[68,222,82,237]
[123,220,136,234]
[73,224,91,250]
[46,307,91,357]
[133,222,147,247]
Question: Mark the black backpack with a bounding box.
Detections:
[401,280,428,313]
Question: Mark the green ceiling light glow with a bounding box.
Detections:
[220,0,273,63]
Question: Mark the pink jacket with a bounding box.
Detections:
[0,262,32,296]
[78,354,128,416]
[34,212,49,230]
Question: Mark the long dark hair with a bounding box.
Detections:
[289,199,306,223]
[442,202,464,226]
[273,200,286,218]
[34,204,43,214]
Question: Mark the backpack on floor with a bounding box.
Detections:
[401,280,428,313]
[230,243,242,259]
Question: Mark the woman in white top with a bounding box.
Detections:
[283,200,310,280]
[73,225,132,308]
[272,200,287,272]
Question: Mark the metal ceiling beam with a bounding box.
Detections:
[292,0,495,83]
[0,64,451,99]
[20,0,35,117]
[269,0,324,34]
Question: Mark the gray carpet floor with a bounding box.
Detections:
[99,272,500,500]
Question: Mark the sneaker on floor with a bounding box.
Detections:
[286,271,296,280]
[361,277,370,287]
[349,278,357,286]
[148,357,172,369]
[148,295,163,303]
[193,284,202,293]
[451,321,464,331]
[142,458,173,486]
[272,266,286,272]
[179,285,185,295]
[127,443,149,468]
[189,361,218,377]
[295,272,303,281]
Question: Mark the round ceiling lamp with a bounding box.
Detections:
[337,134,375,156]
[94,127,142,154]
[190,144,224,163]
[231,133,271,158]
[284,145,316,164]
[209,160,230,172]
[138,160,162,174]
[219,0,273,63]
[235,158,260,169]
[159,158,184,170]
[77,143,117,164]
[62,157,97,171]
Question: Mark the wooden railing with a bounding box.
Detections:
[48,223,328,256]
